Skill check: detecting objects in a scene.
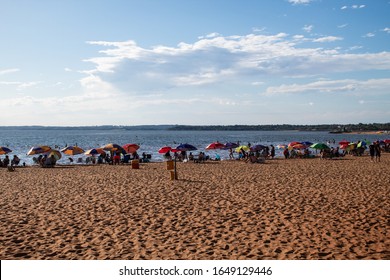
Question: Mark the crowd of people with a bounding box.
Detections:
[1,139,389,168]
[0,155,21,168]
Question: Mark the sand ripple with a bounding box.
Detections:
[0,155,389,259]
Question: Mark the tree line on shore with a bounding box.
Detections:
[1,123,389,132]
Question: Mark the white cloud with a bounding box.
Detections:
[82,33,390,97]
[363,33,375,38]
[252,27,266,33]
[264,78,390,96]
[0,68,20,75]
[288,0,312,4]
[251,81,265,86]
[337,24,348,28]
[382,27,390,33]
[17,81,41,90]
[343,4,366,9]
[303,25,314,33]
[312,36,343,43]
[351,4,366,9]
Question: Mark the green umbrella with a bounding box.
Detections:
[310,143,330,150]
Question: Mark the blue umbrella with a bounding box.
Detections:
[357,141,368,148]
[223,142,239,149]
[176,143,197,151]
[250,144,267,151]
[301,141,313,147]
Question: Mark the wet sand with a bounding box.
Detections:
[0,154,389,260]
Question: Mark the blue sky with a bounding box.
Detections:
[0,0,389,126]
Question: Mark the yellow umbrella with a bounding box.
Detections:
[235,145,250,153]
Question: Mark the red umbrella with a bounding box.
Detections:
[339,144,349,149]
[339,140,350,145]
[123,143,140,154]
[205,142,225,150]
[384,139,390,144]
[288,141,301,147]
[158,146,172,154]
[291,143,306,149]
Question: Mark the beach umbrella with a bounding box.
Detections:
[301,141,313,147]
[27,146,52,155]
[61,146,84,156]
[84,148,106,156]
[45,149,62,160]
[339,143,349,150]
[250,144,266,151]
[235,145,250,153]
[158,146,172,154]
[310,143,330,150]
[339,140,350,145]
[290,143,306,150]
[288,141,301,147]
[276,144,287,149]
[0,146,12,155]
[123,143,140,154]
[101,143,126,154]
[357,141,368,148]
[205,142,225,150]
[384,139,390,144]
[176,143,197,151]
[223,142,239,149]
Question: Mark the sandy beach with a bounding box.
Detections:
[0,154,389,260]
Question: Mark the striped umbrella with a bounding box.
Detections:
[27,146,52,155]
[45,150,62,160]
[84,148,106,156]
[0,146,12,155]
[101,143,126,154]
[61,146,85,155]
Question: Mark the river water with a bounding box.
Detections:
[0,127,386,165]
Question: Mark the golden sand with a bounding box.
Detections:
[0,154,389,260]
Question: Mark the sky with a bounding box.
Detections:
[0,0,389,126]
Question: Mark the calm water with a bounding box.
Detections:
[0,128,386,165]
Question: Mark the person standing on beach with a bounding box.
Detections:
[374,142,381,162]
[283,148,289,159]
[229,148,234,160]
[369,143,375,162]
[270,145,275,159]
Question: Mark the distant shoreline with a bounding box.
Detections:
[1,123,390,133]
[341,131,389,135]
